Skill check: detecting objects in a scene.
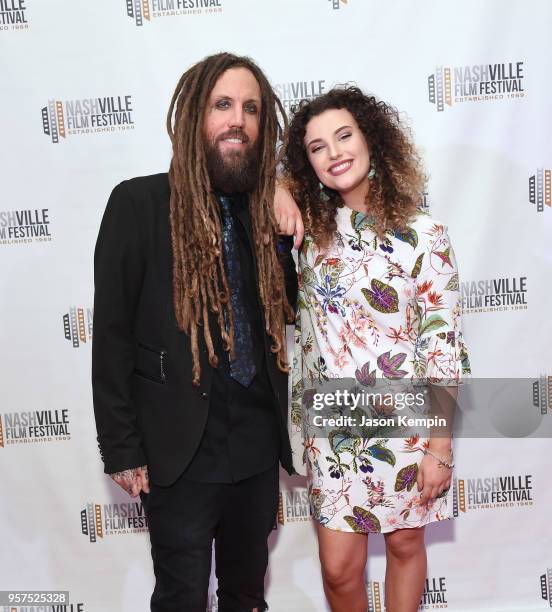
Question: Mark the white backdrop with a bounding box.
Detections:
[1,1,551,611]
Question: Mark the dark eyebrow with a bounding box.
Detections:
[213,95,261,105]
[306,125,353,148]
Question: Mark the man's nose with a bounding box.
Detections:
[228,105,245,129]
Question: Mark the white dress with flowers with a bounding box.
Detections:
[290,206,470,533]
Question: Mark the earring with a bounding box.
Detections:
[368,163,377,180]
[319,181,330,202]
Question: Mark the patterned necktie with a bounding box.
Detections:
[218,195,257,387]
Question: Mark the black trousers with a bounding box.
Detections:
[141,464,279,612]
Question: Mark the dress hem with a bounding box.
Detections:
[313,513,453,535]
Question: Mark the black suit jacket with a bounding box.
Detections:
[92,173,297,486]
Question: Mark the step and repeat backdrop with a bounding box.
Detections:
[1,1,551,611]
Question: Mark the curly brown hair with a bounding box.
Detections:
[167,52,293,386]
[282,86,426,246]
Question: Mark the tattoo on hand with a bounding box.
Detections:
[110,465,148,493]
[111,468,138,483]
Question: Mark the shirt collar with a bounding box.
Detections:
[215,192,248,214]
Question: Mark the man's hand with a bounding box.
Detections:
[274,182,304,250]
[110,465,150,497]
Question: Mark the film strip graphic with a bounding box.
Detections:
[367,580,383,612]
[428,67,453,112]
[329,0,347,8]
[63,307,93,348]
[529,169,552,212]
[81,503,103,543]
[532,375,552,415]
[541,568,552,606]
[126,0,151,26]
[41,100,66,144]
[277,491,285,526]
[452,477,466,516]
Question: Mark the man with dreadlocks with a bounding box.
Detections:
[92,53,300,611]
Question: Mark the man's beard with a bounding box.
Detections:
[205,130,260,195]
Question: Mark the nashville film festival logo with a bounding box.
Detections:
[529,168,551,213]
[63,307,93,348]
[0,409,70,448]
[0,208,52,246]
[81,501,148,542]
[277,488,312,526]
[452,474,533,514]
[126,0,222,25]
[1,603,86,612]
[328,0,348,9]
[367,580,384,612]
[533,375,552,416]
[541,568,552,608]
[367,577,448,611]
[420,577,448,609]
[420,191,430,212]
[428,61,525,112]
[273,80,326,114]
[460,276,528,314]
[41,96,135,143]
[0,0,28,31]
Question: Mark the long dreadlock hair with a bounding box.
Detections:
[166,52,294,386]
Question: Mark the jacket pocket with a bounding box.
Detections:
[134,342,167,384]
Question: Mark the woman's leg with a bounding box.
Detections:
[383,526,426,612]
[316,522,368,612]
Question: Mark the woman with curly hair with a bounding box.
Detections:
[282,87,470,612]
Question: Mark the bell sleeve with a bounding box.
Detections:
[414,222,471,385]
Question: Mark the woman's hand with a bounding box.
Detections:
[274,182,304,249]
[417,446,452,504]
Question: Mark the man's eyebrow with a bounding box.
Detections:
[212,94,261,104]
[306,125,352,148]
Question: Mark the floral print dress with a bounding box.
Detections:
[290,206,470,534]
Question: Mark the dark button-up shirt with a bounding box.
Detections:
[182,193,280,483]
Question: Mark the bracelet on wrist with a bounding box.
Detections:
[423,448,454,470]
